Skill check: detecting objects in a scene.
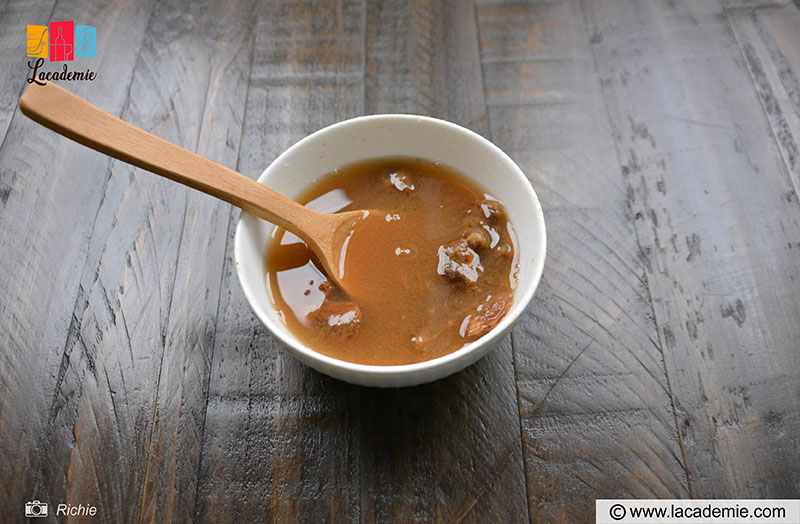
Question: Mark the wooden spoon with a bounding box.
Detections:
[19,82,367,289]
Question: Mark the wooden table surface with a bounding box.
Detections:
[2,0,799,522]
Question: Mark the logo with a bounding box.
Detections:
[25,20,97,85]
[25,500,48,518]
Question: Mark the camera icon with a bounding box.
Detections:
[25,500,48,518]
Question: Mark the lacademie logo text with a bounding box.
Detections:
[26,21,98,85]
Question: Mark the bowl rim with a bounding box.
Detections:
[233,113,546,379]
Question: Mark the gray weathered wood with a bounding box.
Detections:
[726,2,800,200]
[476,1,690,520]
[584,0,800,497]
[2,1,800,521]
[137,2,256,522]
[3,1,256,522]
[0,0,154,517]
[365,0,488,134]
[195,2,366,521]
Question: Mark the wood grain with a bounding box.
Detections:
[0,0,154,518]
[364,0,489,134]
[195,2,366,521]
[476,1,689,521]
[726,1,800,201]
[137,2,256,522]
[4,1,256,522]
[584,0,800,497]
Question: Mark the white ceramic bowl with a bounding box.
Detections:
[234,115,546,387]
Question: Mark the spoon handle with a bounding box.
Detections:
[19,82,325,236]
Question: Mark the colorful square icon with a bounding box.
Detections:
[49,21,74,61]
[27,24,48,58]
[75,25,96,58]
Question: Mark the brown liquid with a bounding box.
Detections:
[265,157,518,365]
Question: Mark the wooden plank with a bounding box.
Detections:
[726,2,800,199]
[364,0,488,134]
[360,1,529,522]
[1,1,257,522]
[584,0,800,497]
[195,2,366,521]
[196,2,529,522]
[476,1,690,520]
[0,0,154,517]
[136,2,257,522]
[0,0,57,147]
